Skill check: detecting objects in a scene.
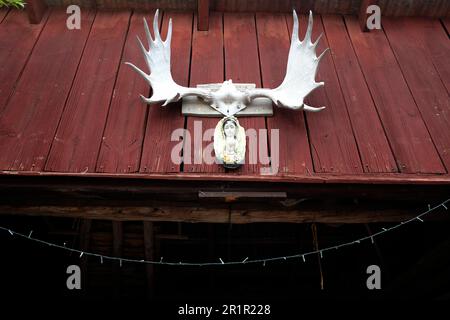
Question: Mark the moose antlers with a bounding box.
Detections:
[126,10,328,115]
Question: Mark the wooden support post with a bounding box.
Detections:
[143,221,156,299]
[112,221,123,299]
[79,219,91,291]
[359,0,378,32]
[26,0,48,24]
[197,0,209,31]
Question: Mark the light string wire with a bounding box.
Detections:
[0,199,448,267]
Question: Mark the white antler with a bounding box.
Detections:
[125,10,210,106]
[248,10,328,112]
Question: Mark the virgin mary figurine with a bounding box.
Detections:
[213,116,246,168]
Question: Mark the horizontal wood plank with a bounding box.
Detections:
[0,204,439,223]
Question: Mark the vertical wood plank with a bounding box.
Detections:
[0,9,94,171]
[198,0,209,30]
[79,219,92,292]
[112,221,123,298]
[0,10,46,111]
[143,221,155,299]
[223,13,268,174]
[139,12,193,174]
[96,11,157,173]
[45,11,131,173]
[255,13,314,174]
[383,17,450,171]
[345,16,445,173]
[184,13,225,173]
[322,15,397,172]
[419,18,450,93]
[287,13,363,173]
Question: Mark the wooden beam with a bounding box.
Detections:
[359,0,378,32]
[197,0,209,31]
[112,221,123,299]
[143,221,155,299]
[26,0,48,24]
[0,204,441,223]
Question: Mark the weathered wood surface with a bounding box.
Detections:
[0,9,448,192]
[184,13,225,173]
[289,13,363,174]
[0,204,440,223]
[256,13,313,174]
[383,17,450,170]
[96,11,157,173]
[44,0,450,17]
[322,15,397,172]
[346,16,446,174]
[0,10,47,111]
[0,9,94,171]
[139,11,192,174]
[45,11,131,173]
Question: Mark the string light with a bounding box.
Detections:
[0,198,448,267]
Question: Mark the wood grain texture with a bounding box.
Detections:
[0,10,46,111]
[0,204,434,223]
[345,16,445,174]
[139,12,193,173]
[223,12,268,175]
[45,11,131,173]
[0,9,94,171]
[184,13,225,173]
[419,18,450,93]
[288,13,363,174]
[383,17,450,172]
[96,11,156,173]
[255,13,313,175]
[322,15,397,173]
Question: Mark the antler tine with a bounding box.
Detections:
[143,17,153,45]
[303,10,314,44]
[304,104,326,112]
[165,18,173,45]
[316,48,329,62]
[292,10,299,42]
[312,33,323,49]
[153,9,162,42]
[125,62,149,81]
